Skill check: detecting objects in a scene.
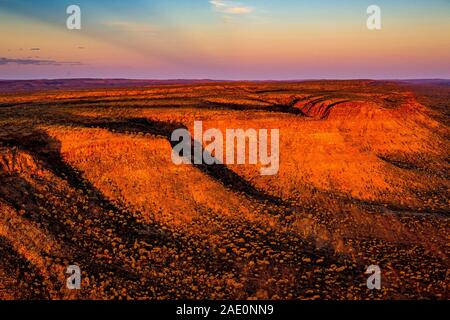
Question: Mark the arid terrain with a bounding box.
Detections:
[0,79,448,300]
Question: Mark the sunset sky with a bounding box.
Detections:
[0,0,449,79]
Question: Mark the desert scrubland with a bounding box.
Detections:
[0,80,448,299]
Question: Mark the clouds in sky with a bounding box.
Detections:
[209,0,253,15]
[0,0,449,79]
[0,57,81,66]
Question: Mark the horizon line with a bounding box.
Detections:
[1,78,449,82]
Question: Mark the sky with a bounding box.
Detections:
[0,0,449,80]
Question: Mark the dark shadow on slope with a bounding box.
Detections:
[68,117,285,206]
[203,98,309,116]
[377,155,420,170]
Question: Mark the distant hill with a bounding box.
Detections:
[0,78,221,93]
[396,79,450,85]
[1,78,448,93]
